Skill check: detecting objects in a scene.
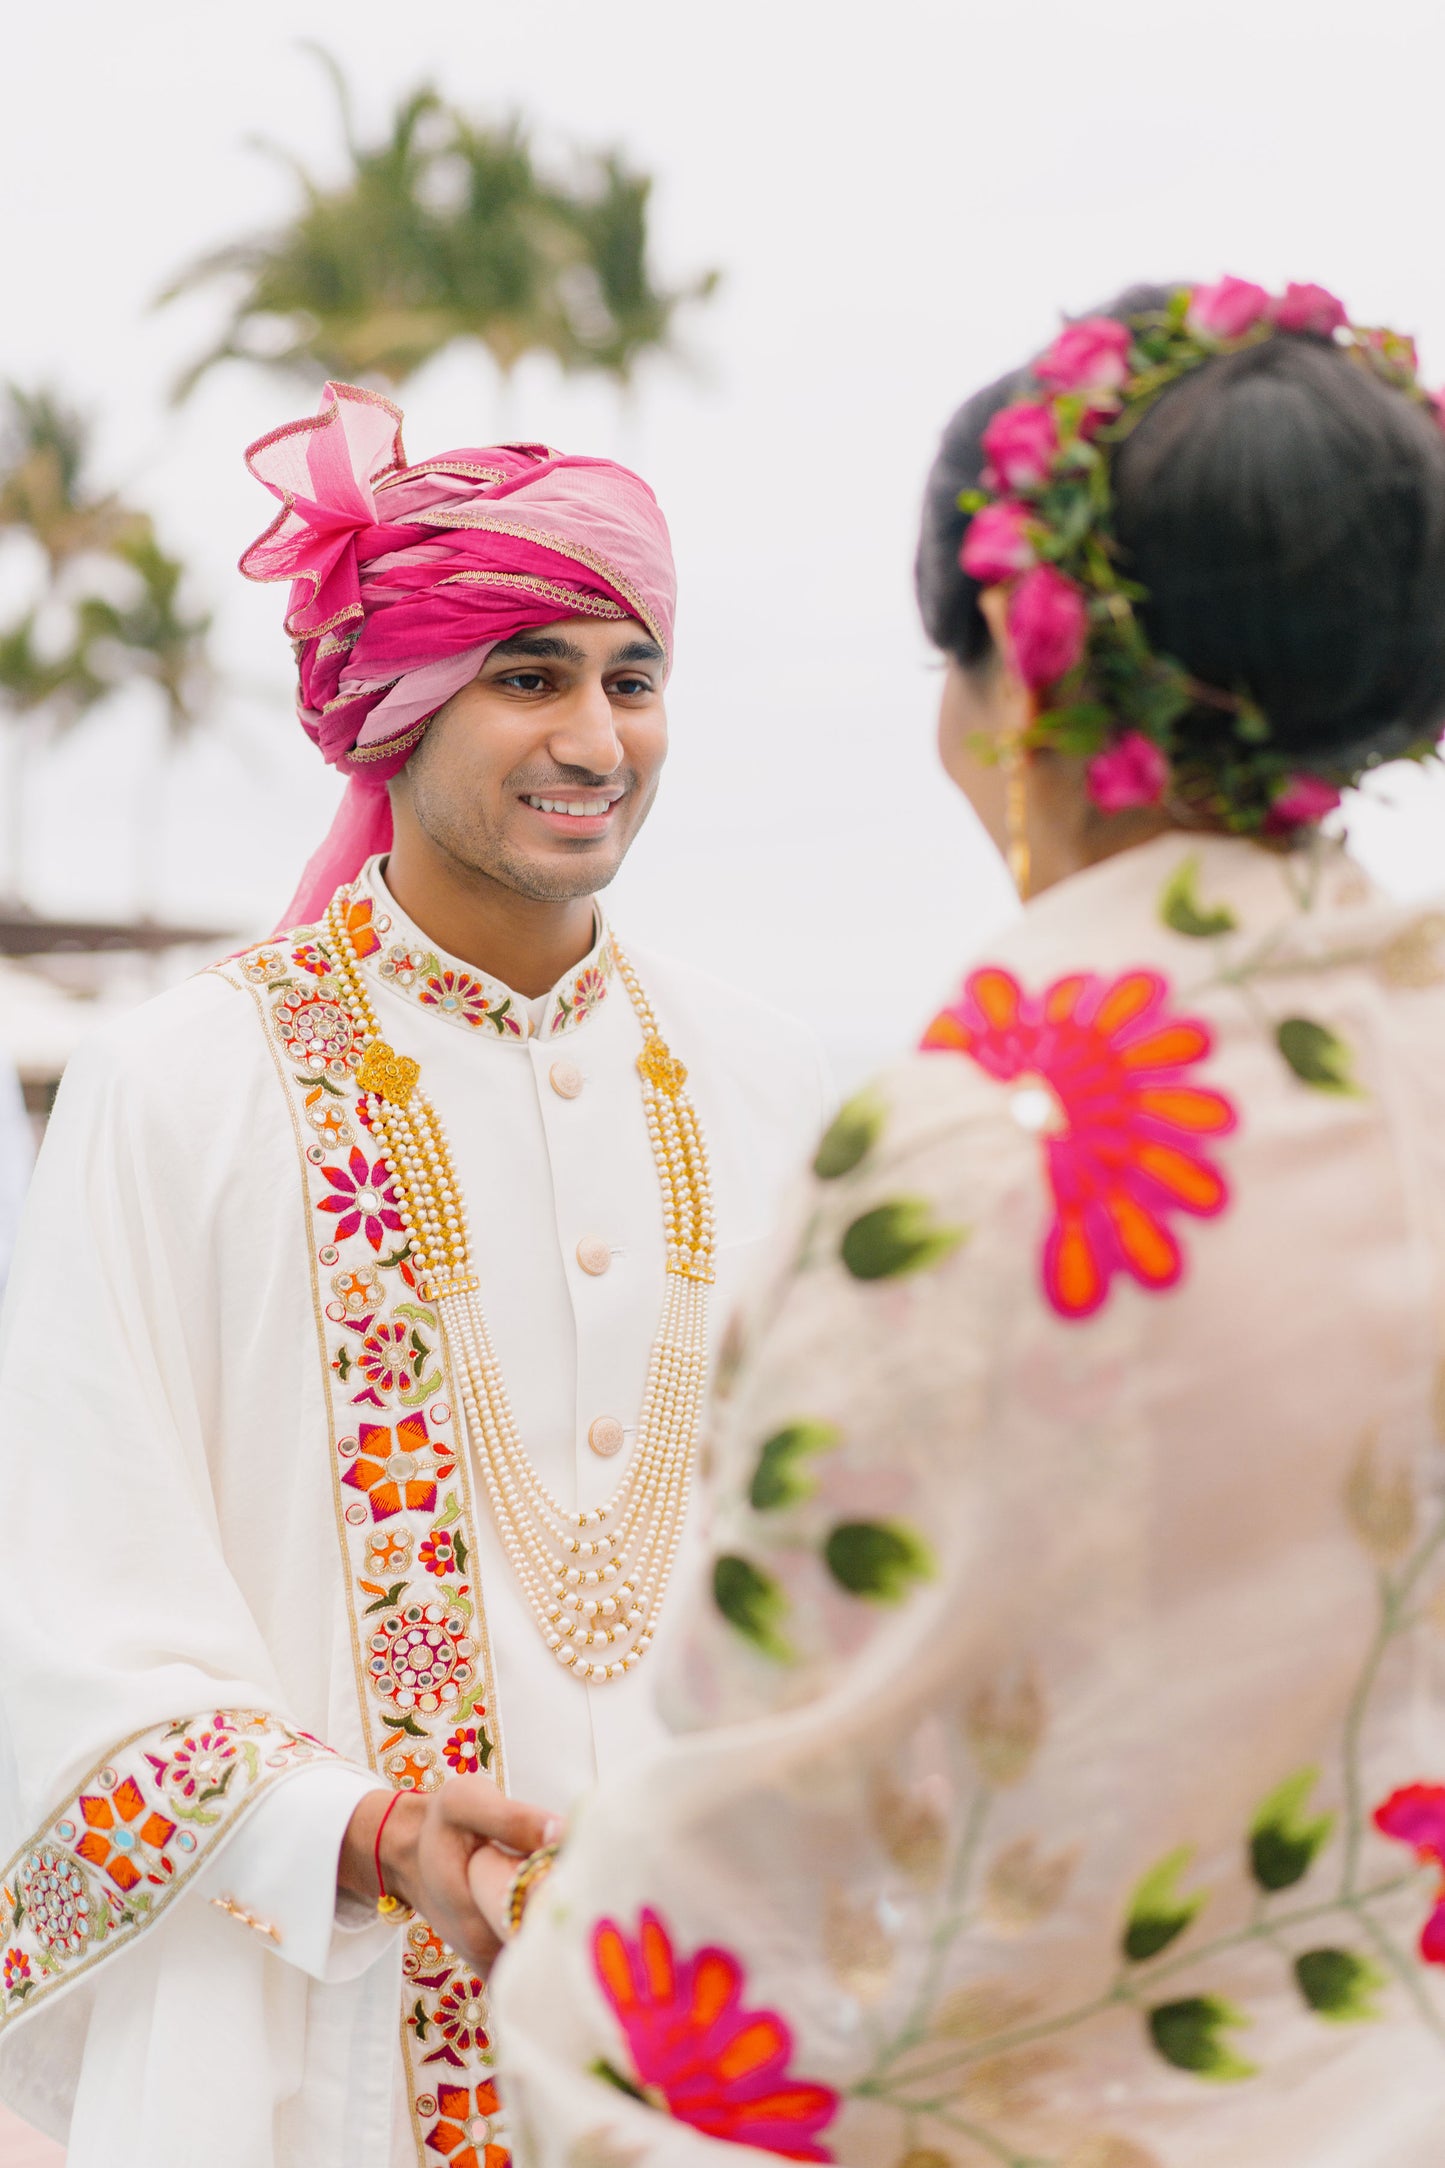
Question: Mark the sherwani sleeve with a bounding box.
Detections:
[0,995,395,2065]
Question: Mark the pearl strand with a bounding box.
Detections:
[323,897,714,1684]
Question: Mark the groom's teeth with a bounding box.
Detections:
[526,797,611,817]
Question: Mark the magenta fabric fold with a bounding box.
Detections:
[240,382,677,928]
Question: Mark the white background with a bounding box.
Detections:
[5,0,1445,1080]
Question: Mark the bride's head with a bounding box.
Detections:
[917,280,1445,893]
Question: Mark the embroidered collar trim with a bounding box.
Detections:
[284,859,616,1044]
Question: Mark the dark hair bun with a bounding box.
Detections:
[917,283,1445,771]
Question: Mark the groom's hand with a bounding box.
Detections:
[341,1777,556,1973]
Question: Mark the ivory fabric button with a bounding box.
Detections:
[549,1060,583,1099]
[576,1236,612,1277]
[588,1416,625,1457]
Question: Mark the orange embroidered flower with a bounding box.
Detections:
[424,2081,504,2167]
[341,892,383,960]
[73,1777,176,1893]
[592,1908,838,2160]
[922,966,1238,1318]
[343,1413,452,1522]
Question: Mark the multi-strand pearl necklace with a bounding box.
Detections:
[324,892,714,1684]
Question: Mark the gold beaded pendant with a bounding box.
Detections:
[324,895,714,1685]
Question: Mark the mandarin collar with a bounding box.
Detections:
[343,857,616,1044]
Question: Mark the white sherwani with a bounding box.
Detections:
[0,859,829,2167]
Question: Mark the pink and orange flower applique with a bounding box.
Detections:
[1373,1784,1445,1961]
[591,1907,838,2160]
[922,965,1238,1319]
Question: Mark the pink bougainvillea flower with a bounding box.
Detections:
[1035,315,1132,394]
[981,401,1059,493]
[921,967,1238,1319]
[1007,564,1088,688]
[1187,276,1272,341]
[317,1146,405,1253]
[1273,282,1348,337]
[960,501,1037,584]
[1087,731,1171,811]
[1265,773,1342,832]
[1373,1784,1445,1962]
[592,1908,839,2160]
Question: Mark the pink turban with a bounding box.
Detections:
[240,381,677,927]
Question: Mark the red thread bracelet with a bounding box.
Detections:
[375,1790,405,1900]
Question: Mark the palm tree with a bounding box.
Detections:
[0,387,212,903]
[161,50,718,400]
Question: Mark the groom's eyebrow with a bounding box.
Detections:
[489,634,591,665]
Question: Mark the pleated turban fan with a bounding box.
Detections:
[241,381,678,927]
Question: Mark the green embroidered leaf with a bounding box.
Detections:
[712,1554,793,1661]
[8,1979,32,2002]
[196,1764,239,1806]
[1249,1767,1335,1891]
[475,1726,495,1770]
[813,1088,887,1181]
[1294,1946,1386,2024]
[378,1243,415,1270]
[1160,855,1238,939]
[333,1346,353,1381]
[382,1712,427,1738]
[364,1580,408,1616]
[1147,1995,1257,2081]
[452,1533,469,1574]
[437,1491,462,1528]
[840,1199,967,1282]
[1275,1018,1364,1097]
[411,1998,431,2040]
[1123,1845,1206,1961]
[749,1421,839,1511]
[591,2057,650,2104]
[9,1897,22,1931]
[823,1519,935,1604]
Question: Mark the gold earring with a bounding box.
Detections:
[1002,733,1031,900]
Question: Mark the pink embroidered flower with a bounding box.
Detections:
[1265,773,1342,831]
[359,1318,416,1397]
[317,1147,405,1252]
[569,964,609,1018]
[1373,1784,1445,1961]
[1087,731,1171,811]
[433,1972,492,2058]
[921,967,1238,1319]
[981,401,1059,493]
[343,1413,451,1521]
[960,501,1037,584]
[443,1722,489,1775]
[424,2082,504,2168]
[420,970,494,1028]
[1187,276,1272,341]
[163,1726,242,1806]
[2,1947,29,1995]
[290,941,332,978]
[1273,282,1348,337]
[1035,315,1132,394]
[1007,565,1088,688]
[419,1525,459,1576]
[592,1908,839,2160]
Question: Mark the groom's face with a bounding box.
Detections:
[396,616,669,902]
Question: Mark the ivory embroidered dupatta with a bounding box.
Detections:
[495,833,1445,2168]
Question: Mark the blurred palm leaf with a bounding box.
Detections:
[161,52,718,396]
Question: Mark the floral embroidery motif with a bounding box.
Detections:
[550,950,612,1034]
[591,1908,839,2160]
[272,987,363,1080]
[366,894,613,1042]
[922,965,1238,1318]
[0,1713,335,2031]
[430,1972,494,2062]
[420,969,506,1032]
[443,1722,490,1775]
[1372,1786,1445,1960]
[420,1526,462,1576]
[424,2082,506,2167]
[317,1147,406,1253]
[367,1599,475,1714]
[343,1414,454,1521]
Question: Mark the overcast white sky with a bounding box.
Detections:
[6,0,1445,1077]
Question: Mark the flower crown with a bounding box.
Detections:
[960,277,1445,832]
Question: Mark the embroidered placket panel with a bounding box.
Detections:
[216,933,510,2168]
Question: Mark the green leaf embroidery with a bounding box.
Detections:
[1147,1995,1257,2081]
[712,1554,793,1662]
[823,1519,935,1604]
[1293,1946,1386,2024]
[1275,1017,1364,1097]
[452,1532,469,1573]
[1249,1767,1335,1891]
[1160,855,1238,939]
[474,1726,495,1770]
[1123,1845,1206,1962]
[813,1088,887,1181]
[749,1421,839,1511]
[382,1711,427,1738]
[363,1579,408,1616]
[436,1490,462,1529]
[411,1998,431,2041]
[333,1345,353,1382]
[840,1199,967,1282]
